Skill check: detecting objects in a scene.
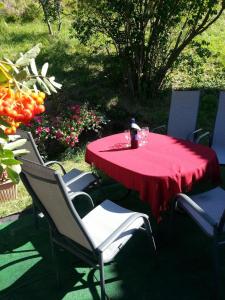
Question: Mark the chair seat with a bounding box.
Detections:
[211,145,225,165]
[62,168,83,183]
[64,171,97,197]
[178,187,225,236]
[83,200,144,263]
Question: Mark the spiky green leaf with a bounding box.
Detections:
[2,149,14,159]
[16,44,42,67]
[4,139,27,150]
[2,158,22,166]
[41,63,49,77]
[43,78,57,93]
[30,58,38,76]
[13,149,30,156]
[37,77,51,94]
[49,76,62,89]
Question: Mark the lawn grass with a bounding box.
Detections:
[0,149,92,218]
[0,15,224,218]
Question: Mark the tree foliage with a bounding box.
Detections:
[73,0,225,100]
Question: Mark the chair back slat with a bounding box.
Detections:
[167,90,200,140]
[212,92,225,147]
[21,158,94,251]
[17,129,44,164]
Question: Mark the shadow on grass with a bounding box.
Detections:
[36,40,125,108]
[0,213,107,300]
[2,31,49,46]
[1,203,225,300]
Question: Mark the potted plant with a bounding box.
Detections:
[0,130,28,201]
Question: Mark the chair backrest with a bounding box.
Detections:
[167,90,200,140]
[212,91,225,147]
[17,129,44,164]
[20,158,94,251]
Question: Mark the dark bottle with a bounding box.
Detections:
[130,118,140,149]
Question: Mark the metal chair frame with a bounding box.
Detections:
[18,129,99,227]
[20,158,156,300]
[171,188,225,300]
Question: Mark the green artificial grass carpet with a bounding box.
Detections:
[1,184,225,300]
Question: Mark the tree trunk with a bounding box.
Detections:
[39,0,54,35]
[46,18,53,35]
[55,0,62,32]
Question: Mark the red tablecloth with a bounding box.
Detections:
[85,132,220,220]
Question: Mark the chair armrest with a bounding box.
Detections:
[151,125,167,133]
[44,161,66,174]
[70,191,95,217]
[187,128,203,142]
[176,193,217,227]
[97,213,149,253]
[195,131,211,145]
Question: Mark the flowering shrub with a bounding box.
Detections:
[24,103,107,157]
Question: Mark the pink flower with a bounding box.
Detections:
[36,127,43,134]
[45,127,50,133]
[55,130,63,139]
[70,141,75,147]
[65,136,70,144]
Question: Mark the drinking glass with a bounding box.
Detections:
[124,130,131,147]
[138,130,144,146]
[141,127,149,145]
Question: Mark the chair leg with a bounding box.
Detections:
[169,197,177,238]
[32,199,39,229]
[212,238,219,300]
[99,254,106,300]
[144,218,157,254]
[49,229,60,287]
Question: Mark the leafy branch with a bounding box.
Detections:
[0,44,62,95]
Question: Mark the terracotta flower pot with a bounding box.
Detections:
[0,180,17,202]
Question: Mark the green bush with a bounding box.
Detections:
[20,3,42,23]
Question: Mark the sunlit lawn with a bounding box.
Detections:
[0,151,91,218]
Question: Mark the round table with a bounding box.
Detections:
[85,132,221,220]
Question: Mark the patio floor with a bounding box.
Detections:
[1,183,225,300]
